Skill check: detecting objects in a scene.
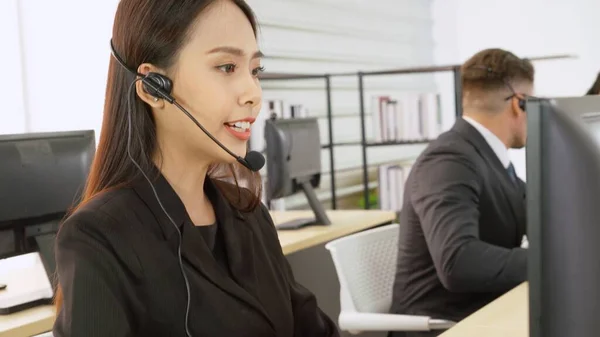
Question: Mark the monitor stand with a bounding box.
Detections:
[32,233,56,281]
[25,220,59,282]
[276,180,332,230]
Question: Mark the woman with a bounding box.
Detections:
[53,1,339,336]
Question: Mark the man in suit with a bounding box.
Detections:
[389,48,532,337]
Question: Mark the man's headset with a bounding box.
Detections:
[470,65,528,112]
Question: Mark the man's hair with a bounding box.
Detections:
[461,48,534,94]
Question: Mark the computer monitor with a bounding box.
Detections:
[526,96,600,337]
[264,117,331,229]
[0,130,95,275]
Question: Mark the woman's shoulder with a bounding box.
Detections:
[65,187,138,226]
[58,187,142,247]
[56,187,144,278]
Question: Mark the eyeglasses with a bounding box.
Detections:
[503,80,534,102]
[469,65,539,111]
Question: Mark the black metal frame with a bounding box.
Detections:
[259,73,338,209]
[259,54,573,211]
[357,65,463,209]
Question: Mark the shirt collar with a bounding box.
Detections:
[462,116,510,168]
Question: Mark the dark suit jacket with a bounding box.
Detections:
[53,174,339,337]
[390,118,527,322]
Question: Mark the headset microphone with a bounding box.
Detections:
[110,40,265,172]
[166,99,264,172]
[168,98,265,172]
[242,150,266,172]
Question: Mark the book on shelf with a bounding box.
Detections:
[370,92,443,143]
[377,163,412,211]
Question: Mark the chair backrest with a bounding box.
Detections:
[325,223,399,314]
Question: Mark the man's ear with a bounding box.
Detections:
[135,63,165,108]
[511,96,524,116]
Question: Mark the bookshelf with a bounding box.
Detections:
[357,65,463,210]
[355,54,576,210]
[258,54,574,212]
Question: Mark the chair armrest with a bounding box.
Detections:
[338,312,432,332]
[429,318,456,330]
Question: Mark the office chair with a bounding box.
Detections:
[325,224,455,334]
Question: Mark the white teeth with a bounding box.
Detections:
[233,121,250,129]
[228,121,250,131]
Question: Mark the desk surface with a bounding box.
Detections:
[0,209,395,337]
[439,282,528,337]
[272,210,396,255]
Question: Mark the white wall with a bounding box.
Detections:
[16,0,119,143]
[432,0,600,180]
[9,0,596,206]
[2,0,439,210]
[0,0,26,135]
[250,0,439,208]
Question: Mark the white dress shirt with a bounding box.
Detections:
[462,116,510,169]
[463,116,528,248]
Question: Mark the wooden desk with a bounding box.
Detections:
[439,282,529,337]
[0,209,396,337]
[0,306,55,337]
[272,210,396,255]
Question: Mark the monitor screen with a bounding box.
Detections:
[552,95,600,145]
[265,117,322,199]
[264,117,330,228]
[0,130,95,276]
[0,130,95,223]
[580,113,600,144]
[527,97,600,337]
[283,118,321,180]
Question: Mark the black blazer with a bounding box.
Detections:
[390,118,527,322]
[53,174,339,337]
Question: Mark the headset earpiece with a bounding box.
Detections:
[519,99,526,112]
[514,96,526,112]
[110,40,175,103]
[142,72,174,103]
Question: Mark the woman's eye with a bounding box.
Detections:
[252,66,266,77]
[217,64,236,73]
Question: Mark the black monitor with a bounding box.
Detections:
[0,130,95,277]
[264,117,331,229]
[527,96,600,337]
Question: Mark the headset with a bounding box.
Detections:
[109,40,264,171]
[110,39,265,337]
[471,66,528,112]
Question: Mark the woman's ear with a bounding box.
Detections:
[135,63,165,108]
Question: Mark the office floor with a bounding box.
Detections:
[285,243,386,337]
